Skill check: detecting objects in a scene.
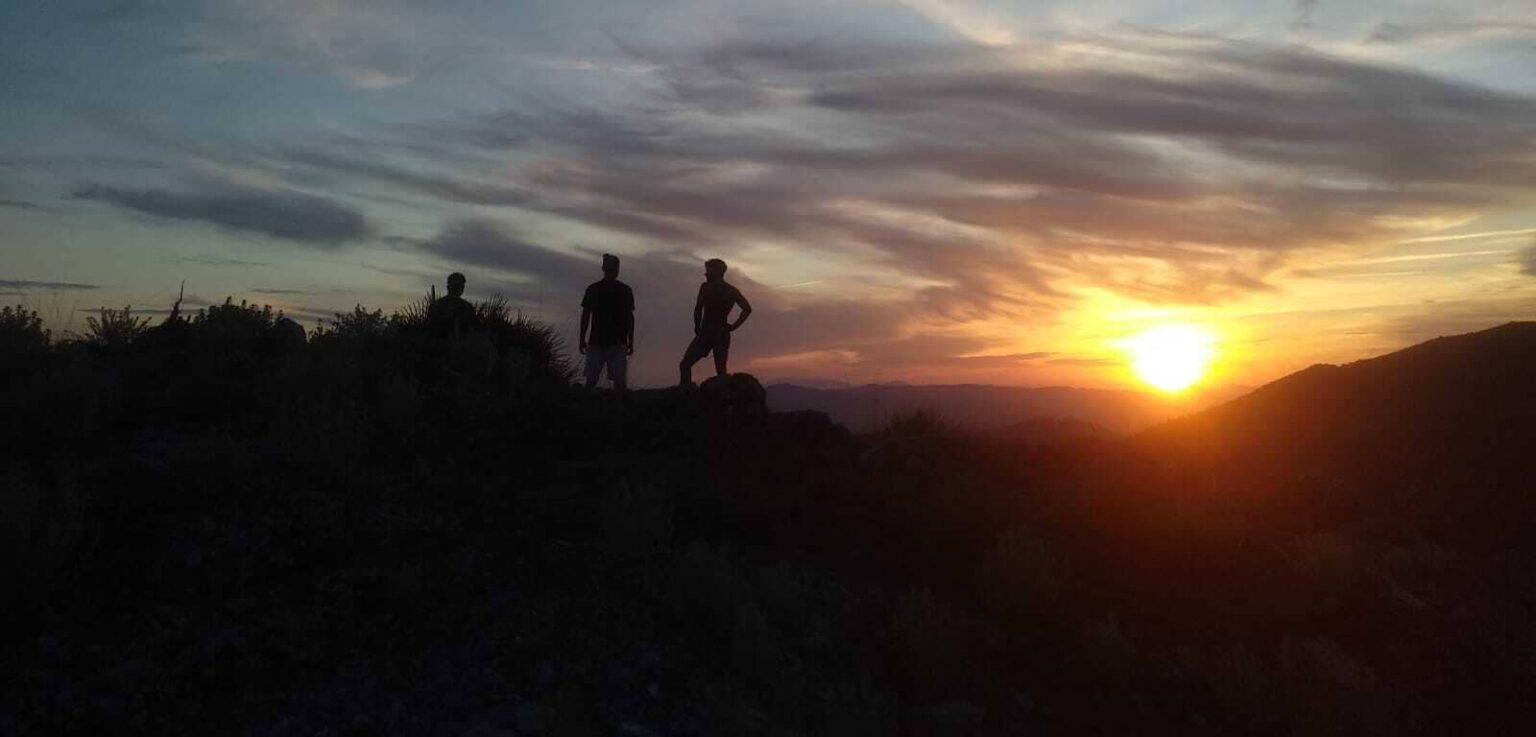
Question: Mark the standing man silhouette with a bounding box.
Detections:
[680,258,752,386]
[579,254,634,390]
[426,272,477,338]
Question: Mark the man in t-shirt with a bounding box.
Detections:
[579,254,635,390]
[679,258,752,386]
[426,272,477,338]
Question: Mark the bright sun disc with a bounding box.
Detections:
[1123,324,1217,393]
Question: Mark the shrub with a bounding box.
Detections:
[0,304,49,351]
[315,304,387,340]
[83,305,151,348]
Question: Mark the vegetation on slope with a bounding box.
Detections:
[2,305,1533,735]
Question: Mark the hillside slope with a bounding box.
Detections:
[1135,321,1536,545]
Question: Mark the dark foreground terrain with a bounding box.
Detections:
[3,302,1534,735]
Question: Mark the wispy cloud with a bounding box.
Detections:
[169,256,271,267]
[1367,20,1536,46]
[0,280,101,291]
[1400,228,1536,245]
[186,0,432,88]
[1518,242,1536,278]
[252,31,1536,378]
[895,0,1016,46]
[0,198,49,211]
[74,185,369,246]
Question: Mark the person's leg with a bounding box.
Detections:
[713,345,729,377]
[584,347,603,388]
[679,336,709,386]
[609,347,628,391]
[712,331,731,377]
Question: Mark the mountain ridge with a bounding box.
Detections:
[1133,321,1536,546]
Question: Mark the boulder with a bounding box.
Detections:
[699,373,768,417]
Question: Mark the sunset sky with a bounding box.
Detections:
[3,0,1533,389]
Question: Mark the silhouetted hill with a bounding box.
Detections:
[767,382,1245,433]
[8,301,1534,734]
[1135,321,1536,546]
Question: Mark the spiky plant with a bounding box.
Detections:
[389,292,435,333]
[83,305,151,348]
[474,295,573,384]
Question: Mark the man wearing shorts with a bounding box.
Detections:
[579,254,634,390]
[679,258,752,386]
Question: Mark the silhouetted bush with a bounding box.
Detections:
[1,304,49,351]
[82,305,151,348]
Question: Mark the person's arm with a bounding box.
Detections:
[692,288,705,334]
[578,307,591,354]
[624,288,635,355]
[624,308,635,355]
[728,291,752,331]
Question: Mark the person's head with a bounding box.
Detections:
[602,253,620,279]
[704,258,727,282]
[446,272,466,297]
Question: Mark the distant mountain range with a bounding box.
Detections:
[1134,321,1536,547]
[765,381,1249,434]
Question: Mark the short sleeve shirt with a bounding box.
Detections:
[581,279,634,346]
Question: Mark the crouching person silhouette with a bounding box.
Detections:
[580,254,634,390]
[679,258,751,387]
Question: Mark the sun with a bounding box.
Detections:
[1122,324,1217,393]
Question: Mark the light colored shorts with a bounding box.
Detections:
[584,344,628,386]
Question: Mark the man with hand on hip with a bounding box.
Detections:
[679,258,752,386]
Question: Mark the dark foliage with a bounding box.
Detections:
[82,306,152,349]
[1,313,1532,735]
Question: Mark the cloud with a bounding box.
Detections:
[187,0,433,88]
[304,35,1533,311]
[419,221,591,283]
[1291,0,1317,32]
[0,280,101,291]
[1367,20,1536,46]
[895,0,1016,46]
[1519,242,1536,277]
[74,185,369,245]
[0,198,48,211]
[265,32,1536,381]
[170,256,271,267]
[251,288,308,295]
[1379,293,1536,345]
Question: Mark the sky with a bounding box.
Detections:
[2,0,1533,389]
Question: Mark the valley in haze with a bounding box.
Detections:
[766,381,1251,435]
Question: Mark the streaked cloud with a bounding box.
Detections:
[74,185,369,246]
[5,1,1535,386]
[0,280,101,291]
[1368,20,1536,46]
